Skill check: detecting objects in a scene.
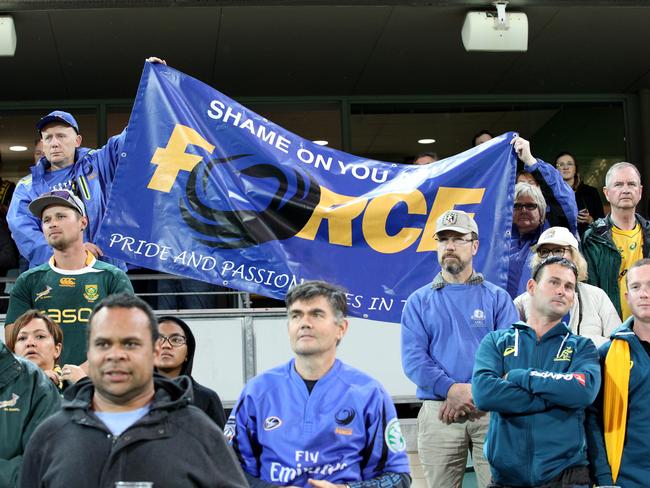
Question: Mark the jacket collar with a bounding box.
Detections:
[431,270,484,289]
[63,374,193,415]
[512,320,571,339]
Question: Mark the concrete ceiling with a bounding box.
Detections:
[0,2,649,100]
[0,2,644,178]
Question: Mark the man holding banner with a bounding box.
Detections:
[401,210,518,488]
[7,58,166,271]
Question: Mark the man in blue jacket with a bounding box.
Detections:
[7,58,166,271]
[7,110,128,271]
[473,257,600,488]
[228,280,411,488]
[586,258,650,488]
[401,210,518,488]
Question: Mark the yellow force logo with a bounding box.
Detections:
[503,346,516,357]
[147,124,486,254]
[59,277,76,287]
[83,284,99,302]
[554,346,573,362]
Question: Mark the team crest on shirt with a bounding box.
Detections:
[384,418,406,453]
[83,284,99,302]
[59,277,76,287]
[470,309,486,327]
[554,346,573,361]
[0,393,19,410]
[35,286,52,302]
[334,407,356,426]
[263,416,282,431]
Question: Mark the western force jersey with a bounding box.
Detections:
[226,359,410,487]
[5,252,133,365]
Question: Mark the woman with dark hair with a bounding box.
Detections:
[154,316,226,428]
[8,309,86,388]
[555,151,605,237]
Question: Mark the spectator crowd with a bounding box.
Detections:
[1,92,649,488]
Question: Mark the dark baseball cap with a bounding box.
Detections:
[28,190,86,218]
[36,111,79,134]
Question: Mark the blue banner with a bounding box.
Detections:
[97,63,517,323]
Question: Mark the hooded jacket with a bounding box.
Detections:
[582,213,650,317]
[157,316,227,428]
[7,134,126,270]
[0,343,61,487]
[20,375,246,488]
[586,319,650,488]
[472,321,600,487]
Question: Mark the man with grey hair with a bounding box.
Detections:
[227,280,411,488]
[401,210,518,488]
[583,161,648,320]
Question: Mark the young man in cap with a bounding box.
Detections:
[4,189,133,368]
[401,210,518,488]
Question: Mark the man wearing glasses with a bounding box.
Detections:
[401,210,518,488]
[472,257,600,488]
[4,189,133,369]
[154,316,227,428]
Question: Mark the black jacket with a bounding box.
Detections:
[20,375,247,488]
[158,315,227,428]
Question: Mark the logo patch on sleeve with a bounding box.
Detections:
[384,418,406,453]
[263,416,282,431]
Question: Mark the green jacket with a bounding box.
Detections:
[0,343,60,487]
[582,213,650,317]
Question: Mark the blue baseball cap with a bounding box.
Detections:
[36,111,79,134]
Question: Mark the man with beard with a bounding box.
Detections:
[401,210,518,488]
[4,190,133,367]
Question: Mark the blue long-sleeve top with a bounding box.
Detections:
[400,273,518,400]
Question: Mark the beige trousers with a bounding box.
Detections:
[417,400,491,488]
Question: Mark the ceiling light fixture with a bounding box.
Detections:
[418,139,436,144]
[462,1,528,52]
[9,145,27,152]
[313,140,329,146]
[0,16,17,57]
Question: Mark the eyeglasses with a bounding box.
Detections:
[157,334,187,347]
[556,162,575,168]
[513,203,538,212]
[435,236,475,247]
[531,256,578,281]
[537,247,570,259]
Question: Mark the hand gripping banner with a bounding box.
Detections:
[97,63,517,322]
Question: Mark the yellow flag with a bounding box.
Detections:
[603,339,631,483]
